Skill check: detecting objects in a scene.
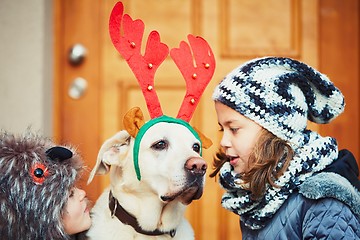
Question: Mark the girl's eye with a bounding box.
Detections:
[151,140,169,151]
[69,188,75,197]
[230,127,239,133]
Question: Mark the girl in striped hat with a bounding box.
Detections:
[211,57,360,239]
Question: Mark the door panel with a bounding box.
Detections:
[54,0,102,201]
[222,0,300,57]
[54,0,359,239]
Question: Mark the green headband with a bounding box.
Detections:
[133,115,202,180]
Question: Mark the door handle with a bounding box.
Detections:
[68,43,87,66]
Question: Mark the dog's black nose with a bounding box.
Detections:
[185,157,207,176]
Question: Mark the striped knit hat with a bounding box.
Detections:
[212,57,345,143]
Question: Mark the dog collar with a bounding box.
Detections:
[133,115,202,181]
[109,191,176,238]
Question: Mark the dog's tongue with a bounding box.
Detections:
[179,186,203,205]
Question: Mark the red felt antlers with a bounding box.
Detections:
[171,35,215,121]
[109,2,215,122]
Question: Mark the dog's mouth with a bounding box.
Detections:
[160,180,204,205]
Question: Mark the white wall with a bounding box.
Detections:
[0,0,53,136]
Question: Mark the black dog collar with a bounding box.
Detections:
[108,191,176,238]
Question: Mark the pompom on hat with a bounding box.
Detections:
[212,56,345,143]
[0,130,84,239]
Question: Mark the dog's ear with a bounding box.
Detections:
[123,107,145,138]
[193,126,212,149]
[87,130,131,184]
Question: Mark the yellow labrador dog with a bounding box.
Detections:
[86,109,210,239]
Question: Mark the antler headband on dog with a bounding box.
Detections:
[109,1,215,180]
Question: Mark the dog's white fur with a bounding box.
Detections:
[86,122,207,239]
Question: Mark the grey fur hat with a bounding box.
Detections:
[212,57,345,143]
[0,131,84,239]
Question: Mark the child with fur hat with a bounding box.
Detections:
[211,57,360,239]
[0,130,92,239]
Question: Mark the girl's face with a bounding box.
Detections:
[215,102,263,174]
[62,187,91,235]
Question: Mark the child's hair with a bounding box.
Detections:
[210,129,294,200]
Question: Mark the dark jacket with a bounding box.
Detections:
[241,149,360,239]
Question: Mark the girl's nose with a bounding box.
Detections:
[76,188,87,200]
[220,132,231,148]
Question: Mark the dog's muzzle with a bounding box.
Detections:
[161,157,207,205]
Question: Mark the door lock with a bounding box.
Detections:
[68,77,88,99]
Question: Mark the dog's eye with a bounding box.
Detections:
[192,143,201,153]
[151,140,168,151]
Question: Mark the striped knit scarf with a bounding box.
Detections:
[219,130,338,230]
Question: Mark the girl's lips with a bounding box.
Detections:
[84,201,90,213]
[229,157,239,166]
[84,205,91,217]
[83,199,90,213]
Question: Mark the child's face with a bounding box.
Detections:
[62,187,91,235]
[215,101,262,174]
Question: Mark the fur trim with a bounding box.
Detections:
[299,172,360,217]
[0,130,84,239]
